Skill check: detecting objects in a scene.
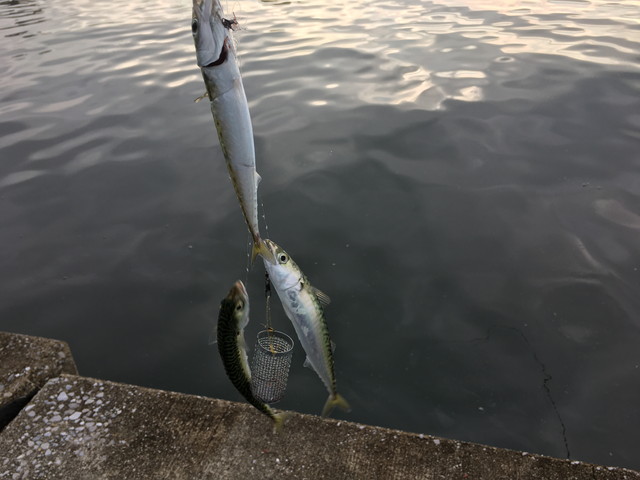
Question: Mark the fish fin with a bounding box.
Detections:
[331,340,336,353]
[256,172,262,186]
[238,333,248,353]
[252,238,276,265]
[312,287,331,308]
[303,356,313,369]
[194,91,209,103]
[322,393,351,418]
[272,411,291,433]
[208,325,218,345]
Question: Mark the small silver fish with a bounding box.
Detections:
[191,0,274,263]
[262,239,350,417]
[217,280,287,430]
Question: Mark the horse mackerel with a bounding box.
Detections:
[191,0,273,263]
[262,239,350,417]
[216,280,287,431]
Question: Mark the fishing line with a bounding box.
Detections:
[260,194,270,241]
[263,273,279,355]
[244,231,252,280]
[250,271,294,404]
[224,0,244,66]
[264,272,273,331]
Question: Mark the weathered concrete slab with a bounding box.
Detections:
[0,375,637,480]
[0,332,77,431]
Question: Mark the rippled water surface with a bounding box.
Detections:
[2,0,640,470]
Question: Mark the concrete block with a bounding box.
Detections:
[0,332,78,430]
[0,374,637,480]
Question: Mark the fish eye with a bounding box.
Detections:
[279,254,288,263]
[191,20,198,34]
[235,301,243,311]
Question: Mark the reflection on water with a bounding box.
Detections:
[0,0,43,39]
[1,0,640,471]
[595,198,640,230]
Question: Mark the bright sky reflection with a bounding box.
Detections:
[3,0,639,109]
[228,0,638,108]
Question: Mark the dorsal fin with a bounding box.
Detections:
[303,356,313,369]
[208,325,218,345]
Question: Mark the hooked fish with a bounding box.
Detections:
[262,239,350,417]
[191,0,274,264]
[217,280,287,431]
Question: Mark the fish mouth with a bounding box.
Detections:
[262,239,277,259]
[263,239,276,249]
[258,238,277,265]
[204,41,228,67]
[232,280,248,299]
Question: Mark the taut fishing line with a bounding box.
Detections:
[250,271,294,404]
[260,194,270,241]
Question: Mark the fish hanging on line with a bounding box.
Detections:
[191,0,274,264]
[216,280,288,431]
[262,239,350,417]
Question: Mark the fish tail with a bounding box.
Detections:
[272,411,290,433]
[321,393,351,418]
[252,236,275,264]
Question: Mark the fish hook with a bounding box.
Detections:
[222,14,239,31]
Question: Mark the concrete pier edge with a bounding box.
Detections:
[0,331,638,479]
[0,331,77,432]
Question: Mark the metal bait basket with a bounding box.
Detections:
[250,329,294,404]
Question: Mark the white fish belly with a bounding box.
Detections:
[210,83,260,233]
[282,287,334,394]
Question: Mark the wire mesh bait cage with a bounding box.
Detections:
[250,329,294,404]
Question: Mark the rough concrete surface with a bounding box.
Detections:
[0,332,77,431]
[0,375,637,480]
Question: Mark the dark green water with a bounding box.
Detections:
[1,0,639,470]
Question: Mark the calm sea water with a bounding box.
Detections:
[2,0,639,470]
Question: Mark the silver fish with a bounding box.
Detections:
[217,280,287,430]
[262,239,350,417]
[191,0,273,263]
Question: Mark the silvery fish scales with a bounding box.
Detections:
[191,0,273,263]
[262,239,350,417]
